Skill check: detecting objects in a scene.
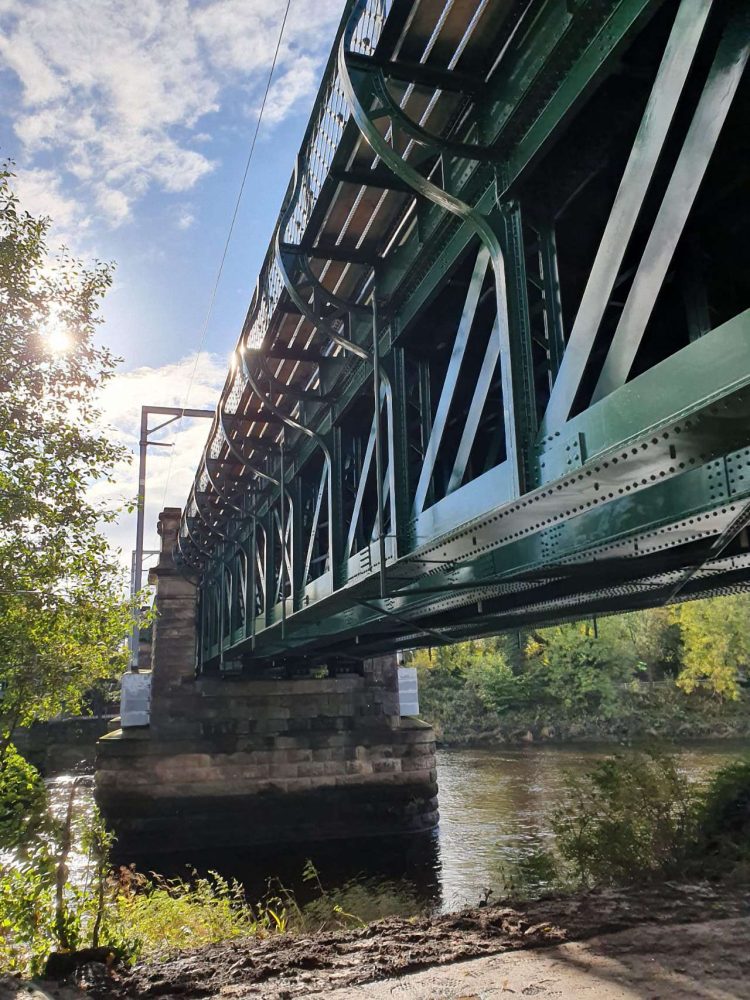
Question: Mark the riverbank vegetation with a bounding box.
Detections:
[0,760,419,975]
[413,597,750,744]
[500,750,750,899]
[2,748,748,980]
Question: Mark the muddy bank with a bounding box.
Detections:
[308,916,750,999]
[7,882,746,1000]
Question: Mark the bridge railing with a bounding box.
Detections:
[180,0,393,560]
[178,0,391,566]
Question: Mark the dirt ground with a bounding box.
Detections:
[2,882,748,1000]
[308,917,750,999]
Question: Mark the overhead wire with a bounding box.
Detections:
[158,0,294,509]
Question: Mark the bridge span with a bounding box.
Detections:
[178,0,750,672]
[97,0,750,851]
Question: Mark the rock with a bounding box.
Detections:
[44,947,118,980]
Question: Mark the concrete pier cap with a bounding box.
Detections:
[96,508,438,854]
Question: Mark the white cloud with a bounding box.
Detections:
[95,185,130,227]
[11,167,78,226]
[259,56,324,127]
[0,0,342,233]
[93,351,228,576]
[176,206,195,230]
[11,166,91,246]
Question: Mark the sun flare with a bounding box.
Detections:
[40,307,73,355]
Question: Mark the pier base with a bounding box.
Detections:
[95,509,438,854]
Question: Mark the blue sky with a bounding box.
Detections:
[0,0,344,574]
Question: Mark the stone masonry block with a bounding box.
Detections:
[297,761,326,778]
[372,759,401,773]
[268,763,300,779]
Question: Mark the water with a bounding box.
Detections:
[43,741,750,915]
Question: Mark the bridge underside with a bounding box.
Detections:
[176,0,750,672]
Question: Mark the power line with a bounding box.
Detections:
[159,0,294,509]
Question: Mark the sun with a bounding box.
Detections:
[40,306,73,355]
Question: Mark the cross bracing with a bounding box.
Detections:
[175,0,750,672]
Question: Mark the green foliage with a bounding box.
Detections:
[413,642,505,741]
[0,856,284,975]
[0,162,136,738]
[550,751,696,886]
[110,869,287,961]
[296,860,422,930]
[0,743,48,849]
[495,849,567,901]
[524,623,631,719]
[529,752,750,895]
[599,607,681,681]
[676,595,750,701]
[0,780,291,976]
[0,777,105,974]
[0,853,58,974]
[688,759,750,877]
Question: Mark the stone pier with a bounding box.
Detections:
[95,509,438,854]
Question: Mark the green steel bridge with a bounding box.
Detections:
[177,0,750,673]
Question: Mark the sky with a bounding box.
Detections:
[0,0,345,586]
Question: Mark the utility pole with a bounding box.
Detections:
[131,405,214,669]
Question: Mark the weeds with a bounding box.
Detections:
[110,868,289,960]
[267,860,423,933]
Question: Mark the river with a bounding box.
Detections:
[48,740,749,917]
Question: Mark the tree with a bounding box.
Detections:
[676,594,750,701]
[600,607,680,682]
[524,622,629,719]
[0,163,134,743]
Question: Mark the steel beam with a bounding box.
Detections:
[592,12,750,401]
[447,316,500,494]
[543,0,713,430]
[413,246,490,514]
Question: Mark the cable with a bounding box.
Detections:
[159,0,294,508]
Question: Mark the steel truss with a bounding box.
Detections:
[176,0,750,672]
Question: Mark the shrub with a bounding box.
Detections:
[0,743,48,850]
[545,751,750,891]
[294,861,423,930]
[0,857,292,976]
[550,751,696,886]
[524,625,630,720]
[110,869,288,961]
[687,760,750,877]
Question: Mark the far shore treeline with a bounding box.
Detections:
[411,597,750,744]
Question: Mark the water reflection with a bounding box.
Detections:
[43,741,750,916]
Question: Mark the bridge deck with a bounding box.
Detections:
[175,0,750,671]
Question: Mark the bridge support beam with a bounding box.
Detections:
[96,509,438,855]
